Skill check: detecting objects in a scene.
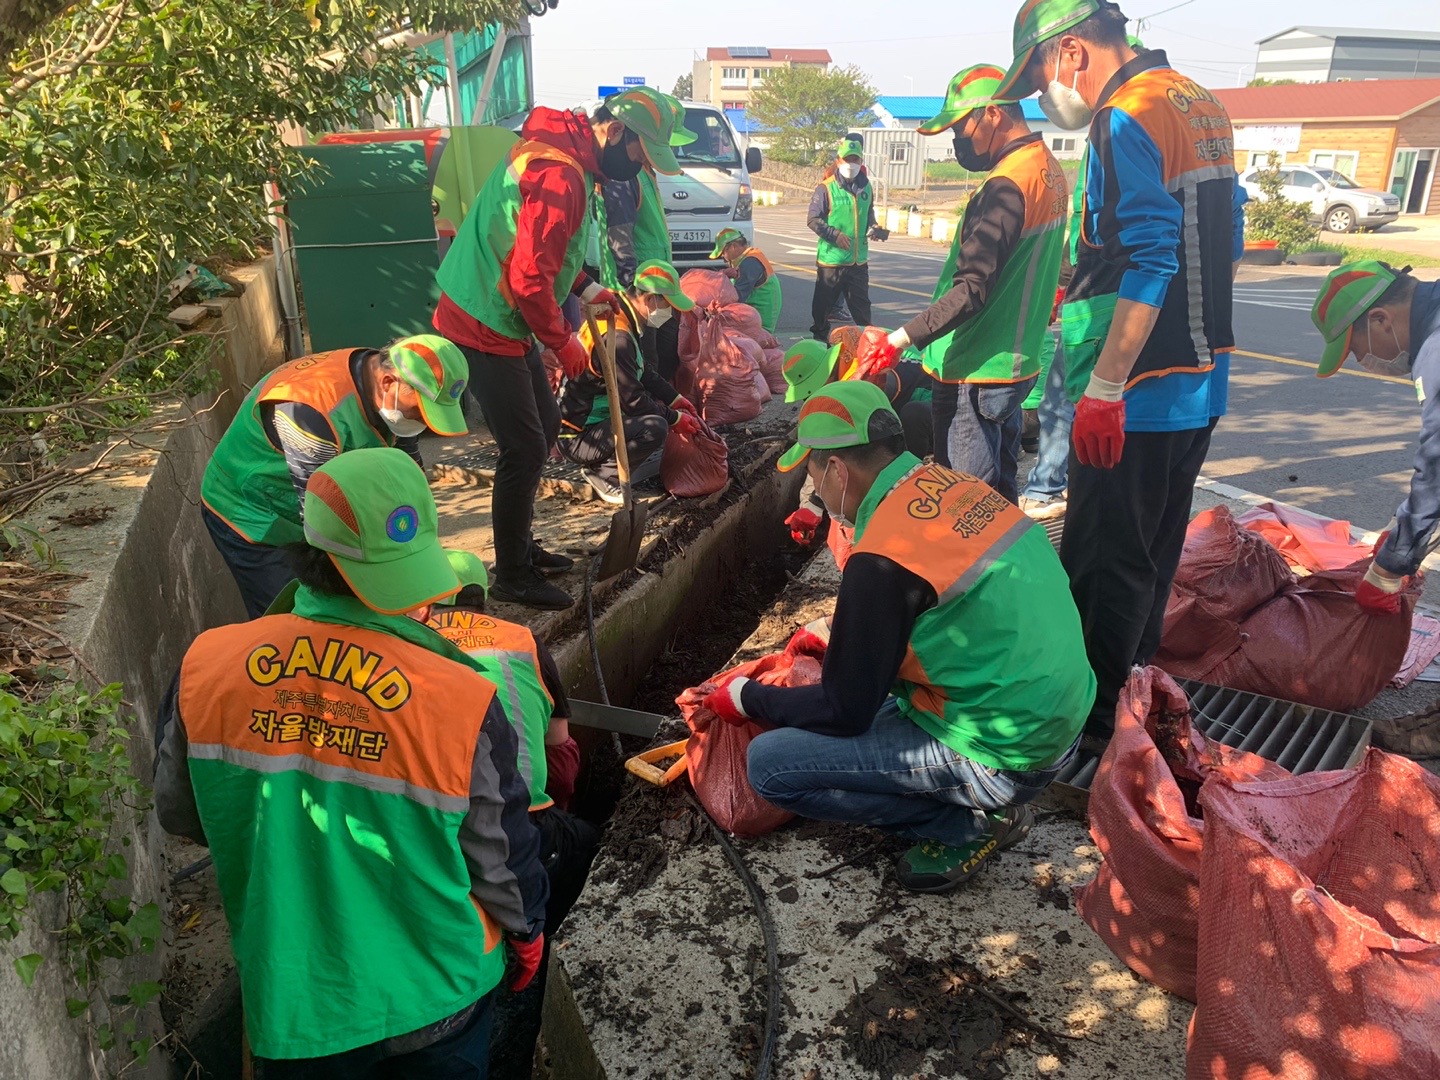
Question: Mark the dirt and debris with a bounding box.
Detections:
[0,555,86,695]
[50,503,116,528]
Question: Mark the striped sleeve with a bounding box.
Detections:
[1098,108,1181,308]
[265,401,341,520]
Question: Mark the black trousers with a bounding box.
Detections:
[558,414,669,483]
[460,344,560,578]
[487,808,601,1080]
[1060,420,1217,736]
[202,505,296,620]
[810,263,872,340]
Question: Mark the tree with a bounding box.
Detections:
[1245,153,1318,254]
[748,64,877,166]
[1247,76,1297,87]
[672,73,692,100]
[0,0,529,482]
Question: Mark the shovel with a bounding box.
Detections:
[585,309,648,579]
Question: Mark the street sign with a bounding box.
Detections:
[623,76,646,86]
[597,85,623,98]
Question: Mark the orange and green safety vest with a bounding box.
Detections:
[741,247,782,333]
[853,453,1094,770]
[816,176,872,267]
[201,350,389,546]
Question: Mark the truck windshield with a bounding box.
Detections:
[677,110,742,169]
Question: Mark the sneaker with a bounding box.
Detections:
[582,470,625,506]
[490,568,575,611]
[1019,494,1067,521]
[530,541,574,576]
[896,805,1035,894]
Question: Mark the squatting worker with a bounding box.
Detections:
[993,0,1242,743]
[704,382,1094,893]
[156,448,548,1077]
[712,227,783,334]
[432,93,686,610]
[557,260,701,505]
[200,335,469,619]
[854,64,1065,504]
[426,550,599,1079]
[1312,261,1440,614]
[808,135,889,342]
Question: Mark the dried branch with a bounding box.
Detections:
[3,0,132,102]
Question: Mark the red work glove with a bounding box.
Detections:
[672,395,698,417]
[1356,560,1410,616]
[701,676,752,727]
[555,335,590,381]
[1072,375,1127,469]
[1050,286,1065,325]
[784,626,828,658]
[785,508,822,545]
[544,736,580,811]
[506,934,545,992]
[672,411,702,436]
[589,287,624,317]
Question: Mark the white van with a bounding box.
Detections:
[578,99,763,268]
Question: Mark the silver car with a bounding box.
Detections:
[1239,165,1401,233]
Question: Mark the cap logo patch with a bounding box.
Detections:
[448,378,465,401]
[386,506,419,543]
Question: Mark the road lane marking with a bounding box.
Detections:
[1234,348,1410,385]
[772,260,936,301]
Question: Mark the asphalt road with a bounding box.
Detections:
[752,204,1431,530]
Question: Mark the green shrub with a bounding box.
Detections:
[1244,154,1319,254]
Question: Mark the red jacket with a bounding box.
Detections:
[434,107,600,356]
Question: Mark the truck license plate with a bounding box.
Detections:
[670,230,710,243]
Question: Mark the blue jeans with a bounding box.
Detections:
[747,699,1076,848]
[931,375,1038,504]
[1022,339,1073,501]
[202,505,296,620]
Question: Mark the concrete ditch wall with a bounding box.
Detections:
[2,259,282,1078]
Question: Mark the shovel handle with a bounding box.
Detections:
[584,309,634,504]
[625,740,690,787]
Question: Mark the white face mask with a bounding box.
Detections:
[1038,51,1094,131]
[1357,319,1411,378]
[646,303,674,328]
[380,383,427,438]
[819,458,852,529]
[837,161,862,181]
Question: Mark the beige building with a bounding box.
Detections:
[692,47,832,112]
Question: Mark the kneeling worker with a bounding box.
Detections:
[712,227,783,333]
[558,260,702,504]
[705,382,1094,892]
[157,448,548,1074]
[1312,261,1440,613]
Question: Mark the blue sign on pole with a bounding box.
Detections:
[597,85,624,98]
[623,76,646,86]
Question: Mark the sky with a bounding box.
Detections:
[527,0,1440,108]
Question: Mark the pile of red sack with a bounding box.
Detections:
[675,270,786,425]
[1155,505,1418,712]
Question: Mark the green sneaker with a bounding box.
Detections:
[896,805,1035,894]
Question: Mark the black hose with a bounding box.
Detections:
[583,553,622,758]
[170,854,212,884]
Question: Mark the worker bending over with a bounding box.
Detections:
[201,335,469,618]
[557,261,701,504]
[808,135,889,341]
[706,382,1095,892]
[1312,261,1440,613]
[712,227,783,333]
[157,448,547,1076]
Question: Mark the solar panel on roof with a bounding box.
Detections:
[727,46,770,58]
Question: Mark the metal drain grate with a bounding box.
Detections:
[1050,679,1373,802]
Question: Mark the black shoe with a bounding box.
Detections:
[491,569,575,610]
[530,541,575,576]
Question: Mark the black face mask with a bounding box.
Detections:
[952,117,997,173]
[600,134,643,182]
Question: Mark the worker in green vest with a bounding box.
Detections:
[200,335,469,619]
[703,382,1093,892]
[712,227,783,333]
[432,94,686,610]
[854,64,1067,504]
[808,135,889,341]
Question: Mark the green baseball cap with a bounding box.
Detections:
[781,340,840,404]
[918,64,1012,136]
[303,447,458,615]
[778,380,904,472]
[441,548,489,602]
[995,0,1104,101]
[606,87,687,175]
[389,334,469,437]
[1311,260,1403,377]
[837,135,864,160]
[710,227,747,260]
[633,259,695,312]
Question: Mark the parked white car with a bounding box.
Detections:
[1239,164,1401,233]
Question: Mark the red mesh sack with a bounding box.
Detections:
[1204,562,1419,713]
[677,641,826,837]
[694,319,763,425]
[1236,500,1369,573]
[678,310,703,368]
[1189,748,1440,1080]
[1074,667,1290,1002]
[660,420,729,498]
[711,302,765,342]
[826,518,855,572]
[759,347,786,396]
[680,269,738,309]
[1168,506,1295,622]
